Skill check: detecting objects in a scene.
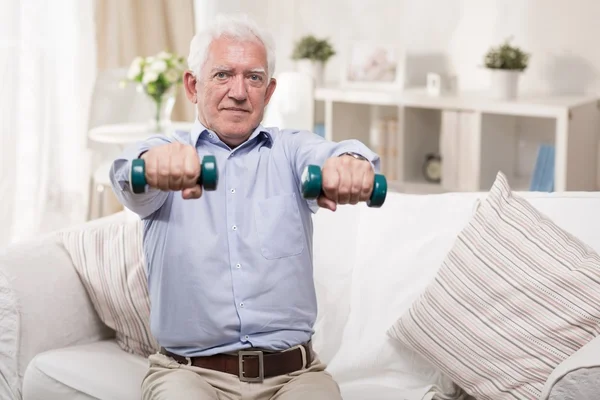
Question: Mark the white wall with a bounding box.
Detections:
[227,0,600,96]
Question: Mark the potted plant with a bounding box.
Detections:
[291,35,335,86]
[122,51,187,132]
[483,37,530,100]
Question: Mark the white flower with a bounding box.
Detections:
[131,56,143,67]
[142,70,159,84]
[150,59,168,73]
[127,56,143,79]
[165,69,179,83]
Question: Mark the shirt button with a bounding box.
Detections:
[236,263,241,269]
[230,188,235,193]
[240,302,245,308]
[245,335,249,340]
[232,225,237,231]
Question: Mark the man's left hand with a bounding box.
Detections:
[318,155,374,211]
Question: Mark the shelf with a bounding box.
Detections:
[401,87,597,119]
[314,85,600,193]
[315,86,402,106]
[315,85,598,118]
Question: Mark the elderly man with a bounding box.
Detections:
[110,14,380,400]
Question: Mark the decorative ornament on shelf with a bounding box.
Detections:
[291,35,335,87]
[122,51,187,133]
[483,37,530,100]
[423,153,442,183]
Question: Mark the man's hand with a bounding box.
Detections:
[318,155,374,211]
[140,143,202,199]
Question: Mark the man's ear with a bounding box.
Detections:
[183,70,198,103]
[263,78,277,106]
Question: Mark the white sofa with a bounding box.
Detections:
[2,189,600,400]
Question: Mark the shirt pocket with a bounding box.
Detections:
[254,193,304,259]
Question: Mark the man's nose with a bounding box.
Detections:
[228,75,247,101]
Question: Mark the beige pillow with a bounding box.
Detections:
[388,172,600,399]
[60,218,158,357]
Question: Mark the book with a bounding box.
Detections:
[529,144,555,192]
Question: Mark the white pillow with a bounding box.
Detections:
[325,191,480,396]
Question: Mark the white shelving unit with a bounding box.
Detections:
[315,85,600,193]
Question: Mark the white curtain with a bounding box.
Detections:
[0,0,96,245]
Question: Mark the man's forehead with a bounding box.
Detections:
[205,37,267,66]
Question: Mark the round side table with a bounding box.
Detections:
[87,121,193,219]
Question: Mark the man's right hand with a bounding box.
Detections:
[140,143,202,199]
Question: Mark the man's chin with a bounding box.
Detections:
[215,121,255,139]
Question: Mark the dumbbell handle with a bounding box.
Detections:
[301,165,387,208]
[130,155,218,194]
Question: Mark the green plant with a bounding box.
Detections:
[484,37,530,71]
[292,35,335,63]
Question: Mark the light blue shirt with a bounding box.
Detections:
[110,119,380,357]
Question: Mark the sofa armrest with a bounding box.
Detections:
[0,229,114,399]
[540,335,600,399]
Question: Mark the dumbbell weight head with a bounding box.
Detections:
[130,155,218,194]
[200,155,218,191]
[300,164,387,207]
[130,158,147,194]
[367,174,387,208]
[300,165,323,200]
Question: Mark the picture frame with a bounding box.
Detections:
[340,40,405,90]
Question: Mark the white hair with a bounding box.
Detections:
[187,14,276,80]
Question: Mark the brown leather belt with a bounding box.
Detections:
[160,343,312,383]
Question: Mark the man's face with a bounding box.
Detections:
[184,36,276,148]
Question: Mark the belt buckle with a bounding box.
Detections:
[238,350,264,383]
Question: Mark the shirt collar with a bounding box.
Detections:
[190,118,273,147]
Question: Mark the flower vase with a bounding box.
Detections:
[139,84,176,133]
[150,91,176,133]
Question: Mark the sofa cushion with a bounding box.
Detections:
[540,334,600,400]
[388,172,600,399]
[311,203,362,364]
[325,191,480,396]
[338,381,471,400]
[22,340,147,400]
[59,218,159,357]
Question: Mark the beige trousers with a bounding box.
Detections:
[141,348,343,400]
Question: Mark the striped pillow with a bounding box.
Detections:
[60,218,159,357]
[388,172,600,400]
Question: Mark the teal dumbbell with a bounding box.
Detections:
[130,155,218,194]
[301,165,387,208]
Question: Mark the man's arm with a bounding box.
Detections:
[109,135,173,219]
[284,130,381,211]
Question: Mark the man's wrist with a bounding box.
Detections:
[338,152,368,162]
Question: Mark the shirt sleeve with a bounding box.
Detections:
[283,130,381,213]
[109,134,174,219]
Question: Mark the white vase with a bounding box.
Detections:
[139,84,176,133]
[296,59,325,87]
[488,69,521,100]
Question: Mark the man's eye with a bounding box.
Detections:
[250,74,261,81]
[216,72,227,79]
